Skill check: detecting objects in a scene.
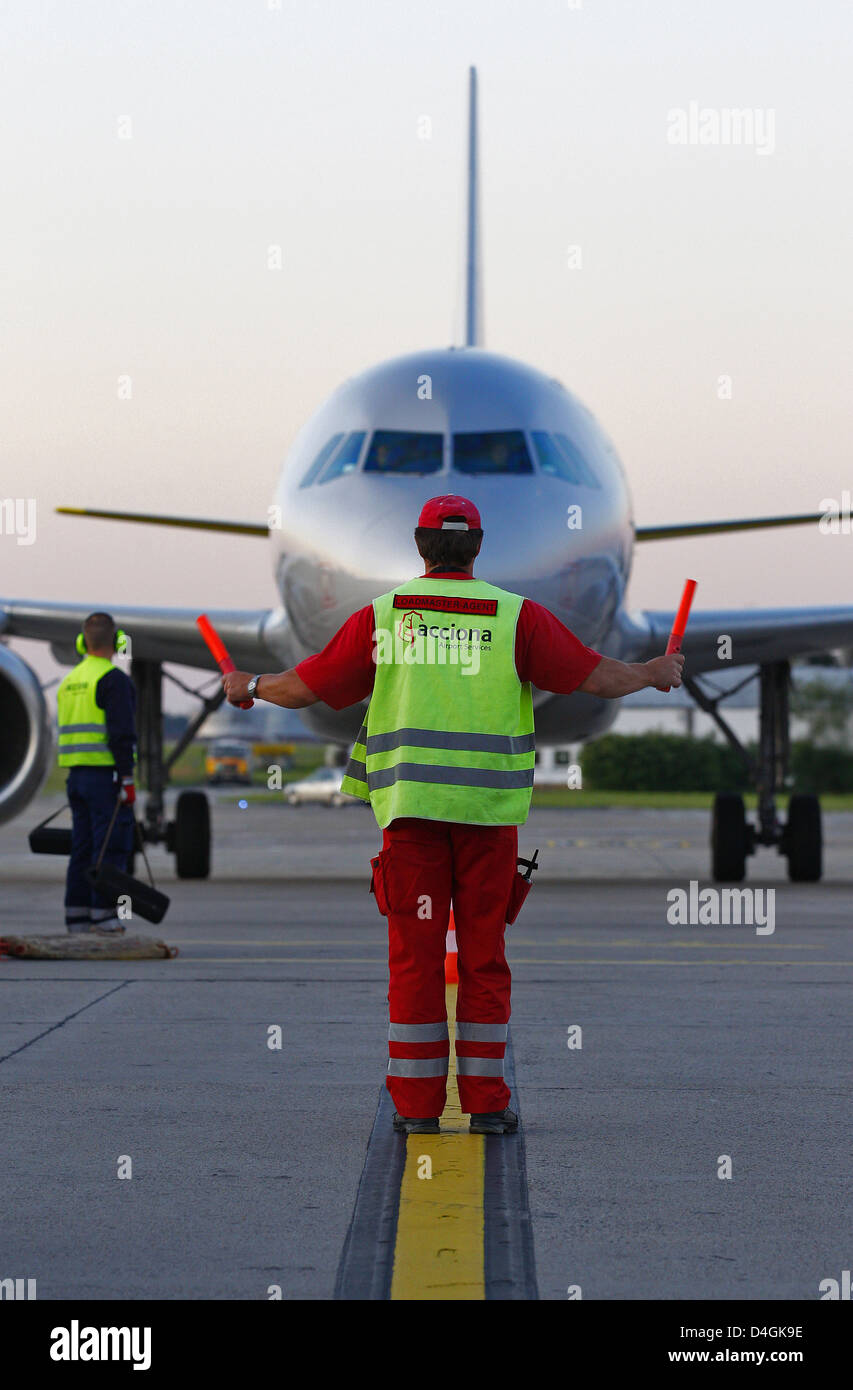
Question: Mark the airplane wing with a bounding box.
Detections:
[618,605,853,674]
[0,599,291,671]
[634,513,824,542]
[55,507,268,538]
[28,504,853,676]
[57,506,828,545]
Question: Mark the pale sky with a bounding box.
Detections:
[3,0,852,703]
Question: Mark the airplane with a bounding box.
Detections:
[3,68,852,885]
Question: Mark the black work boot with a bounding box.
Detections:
[393,1112,440,1135]
[469,1108,518,1134]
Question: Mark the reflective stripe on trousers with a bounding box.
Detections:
[455,1020,507,1076]
[387,1057,449,1078]
[387,1020,450,1079]
[455,1057,504,1076]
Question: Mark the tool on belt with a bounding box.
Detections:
[85,793,170,925]
[196,614,254,709]
[506,847,539,924]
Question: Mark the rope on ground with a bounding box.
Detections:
[0,934,178,960]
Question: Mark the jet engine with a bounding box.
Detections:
[0,643,52,824]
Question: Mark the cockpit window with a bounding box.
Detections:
[532,431,600,487]
[364,430,444,475]
[531,430,583,483]
[553,432,600,488]
[299,433,345,489]
[452,429,533,475]
[317,431,367,484]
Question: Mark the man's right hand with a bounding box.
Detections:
[646,653,685,691]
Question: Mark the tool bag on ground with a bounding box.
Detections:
[28,803,73,855]
[86,796,170,925]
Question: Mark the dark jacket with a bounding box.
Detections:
[95,667,137,778]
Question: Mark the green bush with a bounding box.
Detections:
[580,733,750,792]
[790,742,853,793]
[580,732,853,793]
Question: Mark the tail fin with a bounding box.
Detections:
[462,65,483,347]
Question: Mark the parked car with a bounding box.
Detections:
[205,739,253,785]
[285,766,352,806]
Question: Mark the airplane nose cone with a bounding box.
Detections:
[360,514,423,585]
[346,477,606,591]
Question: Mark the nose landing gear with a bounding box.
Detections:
[686,661,823,883]
[132,658,219,879]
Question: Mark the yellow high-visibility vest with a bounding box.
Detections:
[341,577,535,828]
[56,656,116,767]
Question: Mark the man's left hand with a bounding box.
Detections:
[223,671,253,704]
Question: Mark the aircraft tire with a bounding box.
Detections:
[711,792,748,882]
[785,793,822,882]
[174,791,211,879]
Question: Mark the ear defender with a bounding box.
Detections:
[75,625,127,655]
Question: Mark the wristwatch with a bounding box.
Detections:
[247,675,261,698]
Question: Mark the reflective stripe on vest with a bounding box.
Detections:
[340,577,535,828]
[56,656,116,767]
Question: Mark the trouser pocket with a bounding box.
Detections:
[370,851,391,916]
[505,871,531,925]
[505,850,540,924]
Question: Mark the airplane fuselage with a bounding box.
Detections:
[268,347,636,743]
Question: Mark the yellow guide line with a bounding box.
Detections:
[390,984,486,1301]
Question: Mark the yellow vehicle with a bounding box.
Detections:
[205,739,253,786]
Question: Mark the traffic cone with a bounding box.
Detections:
[444,907,458,984]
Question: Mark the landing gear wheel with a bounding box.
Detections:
[172,791,211,879]
[712,792,748,882]
[784,793,822,882]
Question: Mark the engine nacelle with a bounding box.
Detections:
[0,644,52,824]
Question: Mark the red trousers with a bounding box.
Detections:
[372,818,517,1119]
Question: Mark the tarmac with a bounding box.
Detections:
[1,796,851,1300]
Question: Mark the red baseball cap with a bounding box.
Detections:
[417,495,482,531]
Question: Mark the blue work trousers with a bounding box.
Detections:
[64,766,135,927]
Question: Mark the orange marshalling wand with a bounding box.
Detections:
[196,614,254,709]
[662,579,697,691]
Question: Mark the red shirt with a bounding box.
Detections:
[295,571,602,710]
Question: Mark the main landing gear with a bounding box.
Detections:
[132,658,220,879]
[683,661,823,883]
